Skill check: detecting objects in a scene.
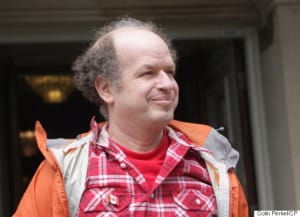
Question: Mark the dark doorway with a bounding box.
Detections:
[3,39,257,215]
[175,39,258,212]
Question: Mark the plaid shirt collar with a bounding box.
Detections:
[89,117,211,155]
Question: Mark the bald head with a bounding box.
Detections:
[111,28,173,71]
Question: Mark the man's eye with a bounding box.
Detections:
[142,71,154,76]
[166,70,176,76]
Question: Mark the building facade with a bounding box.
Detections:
[0,0,299,215]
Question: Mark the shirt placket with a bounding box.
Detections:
[152,141,191,191]
[105,145,150,192]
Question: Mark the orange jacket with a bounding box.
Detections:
[13,120,248,217]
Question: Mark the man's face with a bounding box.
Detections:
[108,28,179,126]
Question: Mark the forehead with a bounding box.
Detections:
[112,28,172,63]
[112,27,165,46]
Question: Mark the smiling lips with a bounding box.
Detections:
[150,95,177,107]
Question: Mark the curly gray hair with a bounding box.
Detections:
[72,17,177,118]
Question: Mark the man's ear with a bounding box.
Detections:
[94,76,114,104]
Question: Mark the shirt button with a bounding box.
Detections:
[196,198,201,205]
[120,162,127,169]
[150,193,155,198]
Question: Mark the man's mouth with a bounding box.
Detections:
[151,96,176,106]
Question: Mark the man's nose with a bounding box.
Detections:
[157,71,175,89]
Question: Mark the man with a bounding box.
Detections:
[13,17,248,217]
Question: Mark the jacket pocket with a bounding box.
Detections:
[79,188,131,214]
[173,189,217,216]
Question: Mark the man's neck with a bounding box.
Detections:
[107,120,165,153]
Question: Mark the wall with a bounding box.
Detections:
[279,3,300,208]
[260,2,300,208]
[0,0,257,44]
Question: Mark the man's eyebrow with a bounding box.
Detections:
[139,63,176,69]
[140,64,152,69]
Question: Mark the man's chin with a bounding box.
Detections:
[150,112,174,125]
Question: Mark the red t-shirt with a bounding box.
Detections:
[117,130,169,190]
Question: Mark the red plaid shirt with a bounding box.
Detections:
[77,124,217,217]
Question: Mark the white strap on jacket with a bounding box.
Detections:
[48,133,92,217]
[200,151,230,217]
